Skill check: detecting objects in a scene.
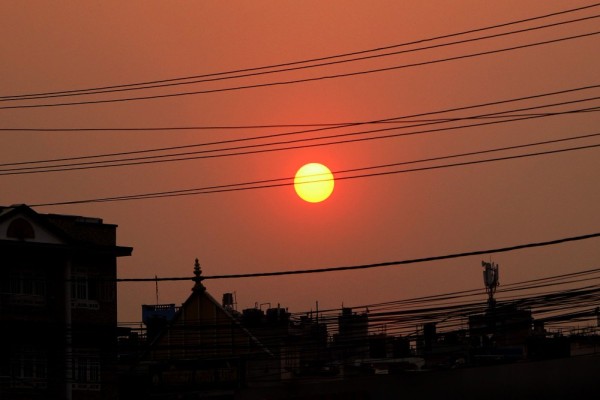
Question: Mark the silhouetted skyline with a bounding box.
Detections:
[1,1,599,325]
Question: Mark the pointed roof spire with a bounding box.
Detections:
[192,258,205,291]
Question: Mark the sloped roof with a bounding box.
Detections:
[0,204,132,256]
[143,285,274,361]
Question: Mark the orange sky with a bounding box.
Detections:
[1,1,599,324]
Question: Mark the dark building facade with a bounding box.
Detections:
[468,303,533,362]
[0,204,132,400]
[117,270,600,398]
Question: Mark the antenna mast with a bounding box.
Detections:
[155,275,159,304]
[482,261,500,308]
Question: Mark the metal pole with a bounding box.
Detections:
[65,258,72,400]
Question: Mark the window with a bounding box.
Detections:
[5,346,47,389]
[71,276,88,300]
[72,355,100,391]
[0,271,46,306]
[0,271,46,296]
[69,271,114,308]
[70,275,99,310]
[6,218,35,240]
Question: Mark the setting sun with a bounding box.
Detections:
[294,163,334,203]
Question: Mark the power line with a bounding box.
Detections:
[0,119,460,133]
[3,84,600,134]
[111,270,600,382]
[30,141,600,207]
[6,112,595,134]
[4,2,598,100]
[118,267,600,320]
[3,13,599,102]
[111,269,600,373]
[5,106,599,175]
[113,232,600,282]
[2,98,599,174]
[297,267,600,315]
[8,280,593,388]
[2,30,599,110]
[115,282,600,339]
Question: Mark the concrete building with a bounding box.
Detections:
[333,307,369,363]
[468,303,533,362]
[0,204,132,400]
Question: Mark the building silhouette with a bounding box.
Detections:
[119,260,276,399]
[0,204,132,400]
[3,204,599,399]
[117,265,600,399]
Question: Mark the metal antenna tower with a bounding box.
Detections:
[482,261,500,308]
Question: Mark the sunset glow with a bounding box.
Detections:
[294,163,334,203]
[3,0,598,339]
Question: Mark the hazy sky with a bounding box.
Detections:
[2,1,599,324]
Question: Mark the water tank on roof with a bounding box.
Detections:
[222,293,234,308]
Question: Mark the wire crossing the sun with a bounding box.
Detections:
[27,136,600,206]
